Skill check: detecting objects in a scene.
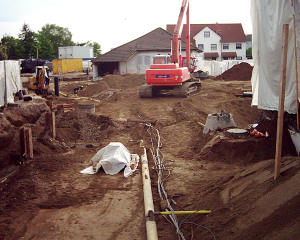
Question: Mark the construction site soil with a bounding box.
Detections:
[1,64,299,240]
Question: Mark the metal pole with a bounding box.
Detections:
[186,0,190,70]
[54,77,59,96]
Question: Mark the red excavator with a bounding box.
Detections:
[139,0,201,98]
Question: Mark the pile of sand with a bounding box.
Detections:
[214,62,253,81]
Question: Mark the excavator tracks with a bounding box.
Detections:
[174,81,201,97]
[139,80,201,98]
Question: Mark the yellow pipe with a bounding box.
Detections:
[141,147,158,240]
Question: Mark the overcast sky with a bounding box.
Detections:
[0,0,252,54]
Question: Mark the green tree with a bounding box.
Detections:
[36,33,54,59]
[86,41,101,57]
[19,23,37,58]
[1,35,24,59]
[246,47,252,58]
[0,42,8,60]
[39,24,74,58]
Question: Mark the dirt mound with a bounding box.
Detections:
[3,101,50,127]
[214,62,253,81]
[59,74,145,98]
[55,111,115,147]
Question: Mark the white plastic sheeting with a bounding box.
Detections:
[0,60,22,107]
[196,59,253,77]
[251,0,300,114]
[289,129,300,155]
[80,142,139,177]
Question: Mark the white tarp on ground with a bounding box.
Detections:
[0,60,22,107]
[80,142,139,177]
[251,0,300,114]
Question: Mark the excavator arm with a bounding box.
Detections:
[171,0,190,70]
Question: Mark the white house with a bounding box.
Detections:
[167,23,247,61]
[92,28,202,77]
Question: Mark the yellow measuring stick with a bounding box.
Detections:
[159,210,211,215]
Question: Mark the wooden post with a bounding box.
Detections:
[45,112,56,139]
[19,127,25,157]
[25,127,33,159]
[274,24,289,180]
[20,126,33,160]
[293,11,299,129]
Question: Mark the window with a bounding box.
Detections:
[236,56,242,60]
[144,56,151,65]
[211,44,217,50]
[198,44,204,50]
[236,43,242,49]
[205,57,217,61]
[138,56,143,65]
[223,44,229,50]
[204,31,210,37]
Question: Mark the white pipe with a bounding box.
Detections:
[141,147,158,240]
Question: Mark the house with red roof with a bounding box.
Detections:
[167,23,247,61]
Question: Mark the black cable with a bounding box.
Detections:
[179,222,216,240]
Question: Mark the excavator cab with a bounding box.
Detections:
[182,57,197,72]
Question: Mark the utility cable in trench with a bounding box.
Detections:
[145,124,216,240]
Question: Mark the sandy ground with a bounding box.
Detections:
[1,67,300,239]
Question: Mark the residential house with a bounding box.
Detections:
[167,23,247,61]
[91,27,201,77]
[246,34,252,50]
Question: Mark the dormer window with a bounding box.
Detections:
[204,31,210,37]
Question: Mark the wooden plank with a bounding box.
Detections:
[25,127,33,159]
[51,112,56,140]
[274,24,289,180]
[293,13,299,129]
[20,127,34,160]
[19,127,25,158]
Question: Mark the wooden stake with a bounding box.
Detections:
[20,126,33,160]
[25,127,33,159]
[45,112,56,139]
[274,24,289,180]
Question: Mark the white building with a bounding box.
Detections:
[167,23,247,61]
[58,46,94,60]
